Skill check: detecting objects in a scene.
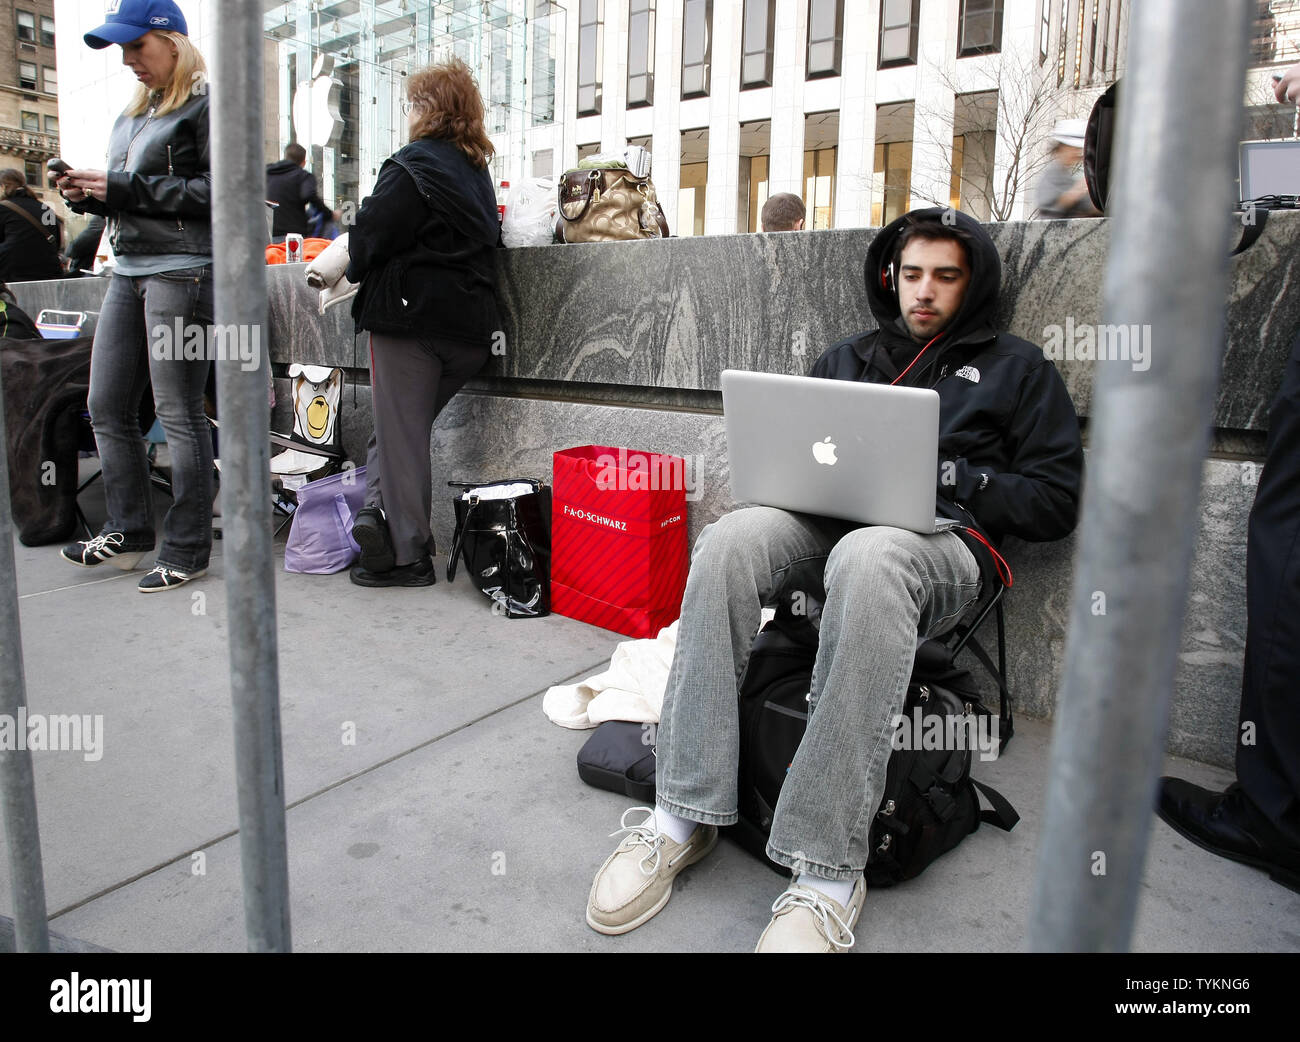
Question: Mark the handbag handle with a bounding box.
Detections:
[447,477,543,491]
[446,499,478,583]
[557,170,602,225]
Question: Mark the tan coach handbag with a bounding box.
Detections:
[556,166,670,243]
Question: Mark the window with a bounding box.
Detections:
[18,62,37,91]
[1111,0,1122,74]
[24,160,40,186]
[740,0,775,89]
[679,129,709,236]
[681,0,712,98]
[958,0,1003,57]
[627,0,656,107]
[1100,0,1110,74]
[44,114,58,135]
[1087,0,1099,81]
[531,0,556,126]
[740,120,770,231]
[1057,1,1069,85]
[40,15,54,48]
[43,66,56,95]
[807,0,843,79]
[879,0,920,67]
[21,111,39,132]
[16,9,35,43]
[577,0,603,116]
[1073,0,1085,85]
[803,112,838,229]
[1040,0,1051,64]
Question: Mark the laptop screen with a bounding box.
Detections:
[1239,139,1300,201]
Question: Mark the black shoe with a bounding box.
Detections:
[351,507,396,573]
[60,531,154,570]
[1156,777,1300,892]
[349,555,436,588]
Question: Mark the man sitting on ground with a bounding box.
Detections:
[585,206,1084,952]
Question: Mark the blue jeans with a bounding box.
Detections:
[87,266,214,573]
[654,507,981,881]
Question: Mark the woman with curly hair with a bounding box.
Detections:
[346,57,502,588]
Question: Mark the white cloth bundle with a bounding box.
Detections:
[304,233,358,315]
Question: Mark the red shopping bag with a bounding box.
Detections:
[551,445,689,638]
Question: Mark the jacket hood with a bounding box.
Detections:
[863,206,1001,349]
[266,160,301,175]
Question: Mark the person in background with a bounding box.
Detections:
[266,143,338,243]
[1034,119,1101,220]
[67,215,107,276]
[56,0,216,593]
[345,57,501,588]
[761,192,807,232]
[0,169,64,282]
[1155,61,1300,892]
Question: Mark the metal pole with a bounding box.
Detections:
[0,360,50,954]
[1028,1,1252,951]
[212,1,292,952]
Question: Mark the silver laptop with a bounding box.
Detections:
[1239,139,1300,200]
[721,370,960,534]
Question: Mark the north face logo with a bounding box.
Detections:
[956,365,980,383]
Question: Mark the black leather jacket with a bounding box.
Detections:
[69,91,211,257]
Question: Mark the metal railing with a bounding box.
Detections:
[0,0,1264,954]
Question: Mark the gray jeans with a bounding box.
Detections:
[363,332,489,566]
[655,506,981,881]
[87,267,214,573]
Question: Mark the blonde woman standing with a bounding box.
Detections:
[56,1,215,592]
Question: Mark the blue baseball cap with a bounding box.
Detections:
[85,0,189,49]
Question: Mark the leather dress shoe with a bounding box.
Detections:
[1156,777,1300,892]
[349,555,436,588]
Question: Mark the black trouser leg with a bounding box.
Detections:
[1237,328,1300,847]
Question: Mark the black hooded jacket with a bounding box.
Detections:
[810,207,1083,549]
[346,136,501,347]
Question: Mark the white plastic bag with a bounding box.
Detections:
[501,177,558,247]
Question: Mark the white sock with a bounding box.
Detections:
[653,806,698,844]
[794,874,855,907]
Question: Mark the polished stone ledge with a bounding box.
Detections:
[12,210,1300,435]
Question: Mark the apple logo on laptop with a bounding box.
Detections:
[813,437,838,465]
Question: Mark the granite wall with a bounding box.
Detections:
[13,211,1299,769]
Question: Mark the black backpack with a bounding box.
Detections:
[727,598,1019,887]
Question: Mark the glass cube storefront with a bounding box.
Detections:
[261,0,560,210]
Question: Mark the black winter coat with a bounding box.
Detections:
[265,160,327,237]
[0,189,63,282]
[809,207,1084,550]
[347,137,500,346]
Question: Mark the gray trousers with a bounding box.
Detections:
[655,507,981,881]
[363,331,488,566]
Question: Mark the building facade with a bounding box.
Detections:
[50,1,1300,242]
[0,0,58,200]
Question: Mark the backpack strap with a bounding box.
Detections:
[972,778,1019,831]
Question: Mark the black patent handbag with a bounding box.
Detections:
[446,478,551,618]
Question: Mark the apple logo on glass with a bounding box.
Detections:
[813,436,838,466]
